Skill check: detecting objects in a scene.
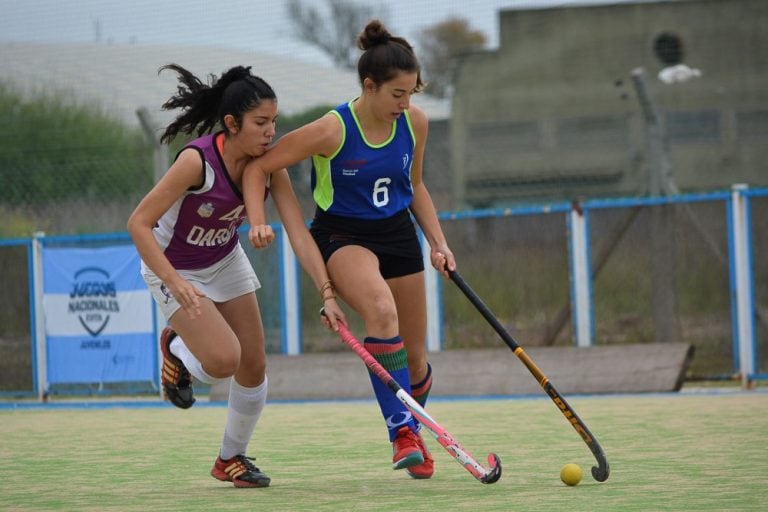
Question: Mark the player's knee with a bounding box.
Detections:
[204,348,241,378]
[365,298,398,333]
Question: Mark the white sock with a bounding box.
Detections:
[170,336,223,385]
[219,377,268,461]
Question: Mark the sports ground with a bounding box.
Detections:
[2,388,766,511]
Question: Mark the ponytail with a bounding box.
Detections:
[159,64,276,144]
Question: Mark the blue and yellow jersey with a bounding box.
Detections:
[311,100,416,220]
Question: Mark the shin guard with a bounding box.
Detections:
[364,336,416,441]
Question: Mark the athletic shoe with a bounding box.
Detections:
[406,431,435,479]
[392,426,424,470]
[159,326,195,409]
[211,455,271,488]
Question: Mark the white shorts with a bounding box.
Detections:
[142,244,261,321]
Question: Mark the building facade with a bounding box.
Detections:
[450,0,768,207]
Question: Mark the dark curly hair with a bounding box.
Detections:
[158,64,276,144]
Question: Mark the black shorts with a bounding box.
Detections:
[310,208,424,279]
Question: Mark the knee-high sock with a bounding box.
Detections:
[410,362,433,433]
[219,377,268,461]
[364,336,416,442]
[411,362,433,407]
[170,336,225,385]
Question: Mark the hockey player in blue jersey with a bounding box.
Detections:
[243,19,456,480]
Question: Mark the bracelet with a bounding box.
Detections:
[318,279,333,297]
[319,279,336,301]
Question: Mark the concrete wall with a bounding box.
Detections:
[208,342,694,401]
[451,0,768,208]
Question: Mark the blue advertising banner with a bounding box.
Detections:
[42,245,155,385]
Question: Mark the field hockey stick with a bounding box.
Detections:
[321,311,502,484]
[448,270,610,482]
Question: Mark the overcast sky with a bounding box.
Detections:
[0,0,651,67]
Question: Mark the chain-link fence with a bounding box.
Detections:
[1,1,767,396]
[3,191,766,396]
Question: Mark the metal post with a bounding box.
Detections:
[630,68,676,197]
[568,202,594,347]
[728,184,756,388]
[31,231,47,401]
[136,107,169,183]
[279,226,301,355]
[631,67,681,343]
[421,235,443,352]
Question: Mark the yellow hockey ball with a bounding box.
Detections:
[560,463,583,486]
